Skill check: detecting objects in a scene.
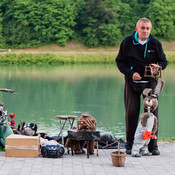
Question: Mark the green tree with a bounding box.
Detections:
[1,0,77,48]
[0,12,4,47]
[145,0,175,40]
[74,0,121,47]
[0,0,175,48]
[104,0,135,37]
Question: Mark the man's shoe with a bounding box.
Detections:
[125,149,131,155]
[151,149,160,155]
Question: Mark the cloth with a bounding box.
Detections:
[0,124,13,147]
[138,39,147,45]
[40,137,58,146]
[116,32,167,82]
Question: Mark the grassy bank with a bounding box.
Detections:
[0,53,116,64]
[0,52,174,64]
[0,41,174,64]
[165,51,175,63]
[158,137,175,142]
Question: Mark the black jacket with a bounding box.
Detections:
[116,32,167,82]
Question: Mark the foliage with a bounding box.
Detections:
[0,11,4,47]
[1,0,76,48]
[145,0,175,40]
[74,0,121,47]
[0,0,174,48]
[104,0,134,37]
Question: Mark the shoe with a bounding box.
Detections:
[125,149,131,155]
[151,149,160,155]
[132,153,142,157]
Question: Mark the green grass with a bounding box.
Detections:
[0,53,116,64]
[165,51,175,63]
[0,51,174,65]
[158,137,175,142]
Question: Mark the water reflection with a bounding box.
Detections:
[0,64,174,138]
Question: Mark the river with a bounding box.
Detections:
[0,64,174,139]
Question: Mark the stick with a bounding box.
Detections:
[102,140,118,149]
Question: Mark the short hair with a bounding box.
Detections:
[136,17,152,28]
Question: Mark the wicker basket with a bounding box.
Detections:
[110,142,126,167]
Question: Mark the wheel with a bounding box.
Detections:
[58,147,65,157]
[41,146,47,158]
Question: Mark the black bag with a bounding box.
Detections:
[130,80,157,93]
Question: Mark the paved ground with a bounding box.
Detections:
[0,142,175,175]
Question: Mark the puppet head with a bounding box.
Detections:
[143,80,165,112]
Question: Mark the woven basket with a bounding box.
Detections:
[110,142,126,167]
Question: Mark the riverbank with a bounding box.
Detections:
[0,53,116,64]
[0,41,174,64]
[0,51,174,65]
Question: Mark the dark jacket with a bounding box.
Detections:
[116,32,167,82]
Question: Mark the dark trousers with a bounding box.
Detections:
[124,81,158,152]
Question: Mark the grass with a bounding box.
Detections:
[0,52,174,65]
[0,53,116,64]
[158,137,175,143]
[0,41,174,64]
[164,51,175,63]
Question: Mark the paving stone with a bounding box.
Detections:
[0,143,175,175]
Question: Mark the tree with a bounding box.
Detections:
[1,0,77,48]
[0,11,4,47]
[74,0,121,47]
[104,0,136,37]
[0,0,175,48]
[145,0,175,40]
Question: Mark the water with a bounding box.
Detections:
[0,64,174,138]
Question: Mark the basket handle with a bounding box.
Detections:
[118,142,120,155]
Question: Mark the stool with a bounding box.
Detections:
[56,115,77,145]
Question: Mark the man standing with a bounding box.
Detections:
[116,17,167,155]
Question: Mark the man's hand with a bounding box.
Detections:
[151,64,160,74]
[132,72,142,80]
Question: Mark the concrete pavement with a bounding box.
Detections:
[0,142,175,175]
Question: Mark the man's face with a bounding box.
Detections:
[136,22,152,41]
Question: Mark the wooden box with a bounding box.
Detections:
[5,134,40,158]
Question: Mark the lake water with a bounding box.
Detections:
[0,63,174,139]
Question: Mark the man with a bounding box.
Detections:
[116,17,167,155]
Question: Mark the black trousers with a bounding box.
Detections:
[124,81,158,152]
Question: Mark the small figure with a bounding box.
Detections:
[9,113,15,127]
[131,80,165,157]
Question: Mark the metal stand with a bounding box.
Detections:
[56,115,77,145]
